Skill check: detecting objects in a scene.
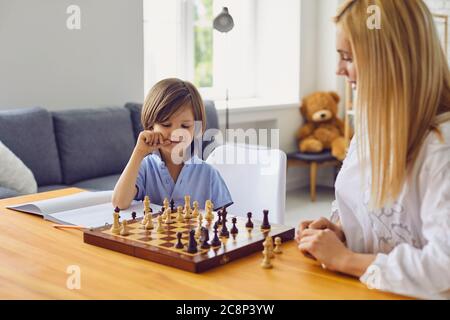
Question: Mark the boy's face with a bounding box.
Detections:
[152,103,195,154]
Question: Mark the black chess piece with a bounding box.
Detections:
[211,223,221,247]
[216,210,222,226]
[245,212,254,229]
[221,207,228,223]
[230,217,238,235]
[261,209,271,230]
[220,211,230,238]
[200,227,211,249]
[175,232,184,249]
[187,229,198,253]
[170,199,175,212]
[131,212,137,220]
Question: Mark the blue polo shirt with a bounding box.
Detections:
[134,151,233,210]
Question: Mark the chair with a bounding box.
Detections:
[206,144,286,224]
[287,151,340,202]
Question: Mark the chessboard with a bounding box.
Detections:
[83,207,295,273]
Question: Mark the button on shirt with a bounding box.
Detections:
[134,151,233,210]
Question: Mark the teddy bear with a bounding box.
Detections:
[297,91,348,161]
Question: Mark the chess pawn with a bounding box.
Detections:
[161,206,168,219]
[264,235,275,259]
[195,213,203,239]
[163,198,169,211]
[144,196,151,213]
[110,208,121,235]
[164,207,173,224]
[205,206,214,223]
[211,222,221,248]
[183,195,192,216]
[156,215,164,233]
[230,217,238,235]
[176,206,184,222]
[141,211,148,225]
[145,213,154,230]
[192,201,199,218]
[273,237,282,254]
[184,203,192,220]
[245,212,254,230]
[205,199,213,211]
[120,219,130,236]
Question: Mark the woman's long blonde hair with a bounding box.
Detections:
[335,0,450,208]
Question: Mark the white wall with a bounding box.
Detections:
[287,0,343,190]
[0,0,144,110]
[255,0,300,103]
[0,0,339,189]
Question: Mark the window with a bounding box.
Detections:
[187,0,257,100]
[193,0,214,88]
[143,0,299,104]
[144,0,256,100]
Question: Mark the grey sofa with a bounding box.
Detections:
[0,101,219,199]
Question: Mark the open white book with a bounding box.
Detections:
[7,190,162,228]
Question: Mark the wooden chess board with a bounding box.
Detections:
[83,211,295,273]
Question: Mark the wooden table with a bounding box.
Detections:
[0,188,409,300]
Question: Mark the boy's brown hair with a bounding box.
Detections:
[141,78,206,132]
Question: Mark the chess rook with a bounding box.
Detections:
[245,212,254,229]
[261,210,271,230]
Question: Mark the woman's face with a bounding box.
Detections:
[336,25,358,89]
[153,103,195,155]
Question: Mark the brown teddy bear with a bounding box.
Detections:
[297,91,348,161]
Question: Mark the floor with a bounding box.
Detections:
[284,186,335,228]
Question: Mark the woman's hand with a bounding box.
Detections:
[296,217,346,243]
[133,130,171,159]
[298,228,352,272]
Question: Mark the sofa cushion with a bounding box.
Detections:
[53,107,135,185]
[0,107,62,186]
[124,100,219,159]
[124,102,143,140]
[37,185,68,193]
[71,174,120,191]
[0,140,37,195]
[0,186,19,199]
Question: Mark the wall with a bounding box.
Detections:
[0,0,339,190]
[0,0,144,110]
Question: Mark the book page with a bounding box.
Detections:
[48,201,163,228]
[7,190,113,216]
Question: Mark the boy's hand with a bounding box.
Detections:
[133,131,171,158]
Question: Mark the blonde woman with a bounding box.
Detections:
[296,0,450,299]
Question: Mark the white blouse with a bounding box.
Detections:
[332,121,450,300]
